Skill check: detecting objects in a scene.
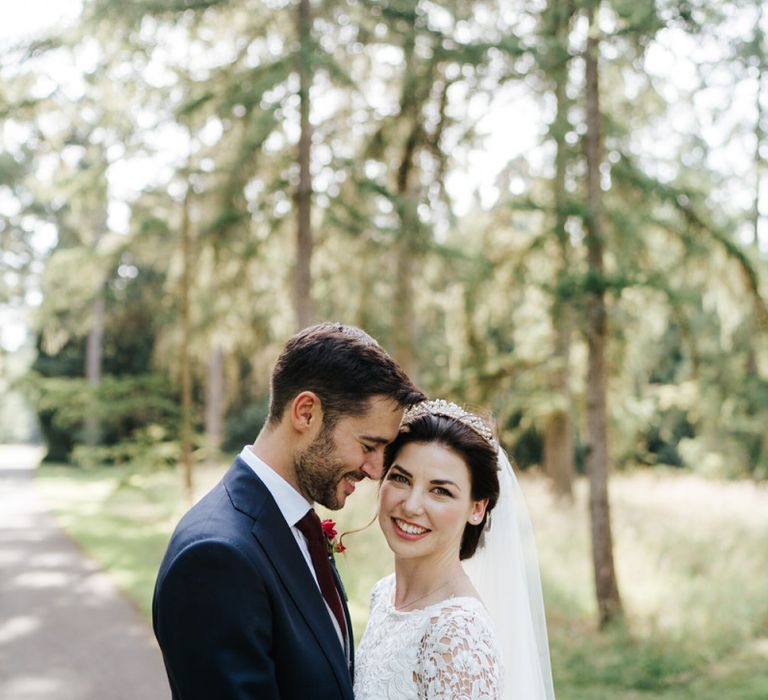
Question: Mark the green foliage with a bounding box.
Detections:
[71,424,182,471]
[5,0,767,484]
[72,424,188,474]
[222,398,269,453]
[23,373,179,463]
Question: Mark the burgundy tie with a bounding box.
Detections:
[296,509,346,636]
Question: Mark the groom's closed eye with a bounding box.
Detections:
[360,435,389,455]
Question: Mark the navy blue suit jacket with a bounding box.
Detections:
[153,457,354,699]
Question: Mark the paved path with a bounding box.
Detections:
[0,445,169,699]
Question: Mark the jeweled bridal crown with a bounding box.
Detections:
[401,399,496,446]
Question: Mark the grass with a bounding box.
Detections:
[36,463,768,698]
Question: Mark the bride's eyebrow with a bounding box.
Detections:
[430,479,459,489]
[389,465,412,478]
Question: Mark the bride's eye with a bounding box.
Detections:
[387,472,408,485]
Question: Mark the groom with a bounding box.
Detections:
[153,322,424,699]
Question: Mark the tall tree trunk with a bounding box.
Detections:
[180,186,194,504]
[753,2,765,252]
[584,4,623,627]
[544,0,575,499]
[393,132,419,381]
[205,341,224,456]
[545,294,574,500]
[84,295,104,446]
[355,262,374,332]
[294,0,314,330]
[393,234,417,379]
[392,25,420,381]
[747,3,765,376]
[84,215,107,447]
[543,395,574,498]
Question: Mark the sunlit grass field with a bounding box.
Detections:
[36,463,768,699]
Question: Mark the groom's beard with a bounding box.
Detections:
[294,424,347,510]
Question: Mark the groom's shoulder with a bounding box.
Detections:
[164,463,252,546]
[175,482,230,534]
[158,486,257,579]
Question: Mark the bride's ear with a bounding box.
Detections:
[468,498,489,525]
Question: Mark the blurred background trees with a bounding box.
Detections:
[1,0,767,627]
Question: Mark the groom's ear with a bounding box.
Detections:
[290,391,324,435]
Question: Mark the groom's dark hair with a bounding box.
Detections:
[267,322,424,427]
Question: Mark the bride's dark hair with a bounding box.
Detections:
[382,413,500,560]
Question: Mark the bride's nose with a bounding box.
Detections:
[401,488,425,516]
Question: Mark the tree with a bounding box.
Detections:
[179,182,195,502]
[295,0,315,329]
[538,0,577,498]
[583,0,623,626]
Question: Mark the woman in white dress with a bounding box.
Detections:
[354,400,555,700]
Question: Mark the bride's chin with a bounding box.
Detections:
[385,533,426,555]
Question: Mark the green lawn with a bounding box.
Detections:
[36,464,768,699]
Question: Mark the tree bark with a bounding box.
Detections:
[180,186,194,504]
[84,295,104,446]
[393,234,417,380]
[205,341,224,456]
[544,0,575,499]
[294,0,314,330]
[584,3,623,627]
[753,2,765,252]
[746,2,765,391]
[391,25,420,382]
[543,395,574,498]
[545,306,575,499]
[393,128,419,381]
[84,214,107,448]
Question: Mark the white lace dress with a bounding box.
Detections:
[354,574,503,699]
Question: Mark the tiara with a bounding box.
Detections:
[402,399,496,447]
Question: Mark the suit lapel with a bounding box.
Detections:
[331,559,354,677]
[224,459,352,694]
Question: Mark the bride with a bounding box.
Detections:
[354,399,555,699]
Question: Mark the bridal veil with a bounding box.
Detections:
[462,448,556,700]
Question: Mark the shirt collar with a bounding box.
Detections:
[239,446,311,527]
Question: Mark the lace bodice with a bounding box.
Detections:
[354,574,503,699]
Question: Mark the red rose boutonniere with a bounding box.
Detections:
[321,519,346,555]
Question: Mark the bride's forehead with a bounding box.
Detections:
[395,442,471,477]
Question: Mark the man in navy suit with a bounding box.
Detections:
[153,323,424,699]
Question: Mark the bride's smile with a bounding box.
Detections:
[392,518,430,538]
[378,442,486,564]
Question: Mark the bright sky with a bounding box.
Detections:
[0,0,82,46]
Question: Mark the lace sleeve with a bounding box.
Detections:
[415,603,502,700]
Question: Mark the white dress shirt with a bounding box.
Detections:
[238,446,347,650]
